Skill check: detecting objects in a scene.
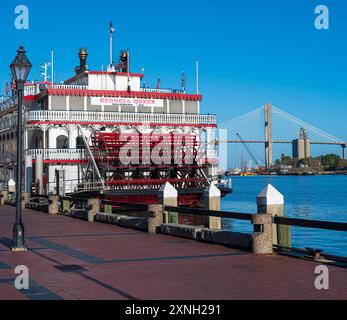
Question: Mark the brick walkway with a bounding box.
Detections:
[0,205,346,300]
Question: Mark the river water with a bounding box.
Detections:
[221,175,347,257]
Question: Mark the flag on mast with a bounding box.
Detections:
[5,81,9,96]
[182,71,185,92]
[157,75,161,92]
[110,21,115,33]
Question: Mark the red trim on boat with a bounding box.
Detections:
[27,120,216,128]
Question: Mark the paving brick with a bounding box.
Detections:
[0,205,346,300]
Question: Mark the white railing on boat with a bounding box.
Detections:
[0,116,17,132]
[140,88,184,94]
[46,84,88,90]
[0,152,16,163]
[26,149,86,161]
[26,110,216,126]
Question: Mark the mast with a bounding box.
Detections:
[51,50,54,85]
[109,21,115,70]
[196,60,199,94]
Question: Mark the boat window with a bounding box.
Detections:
[56,135,69,149]
[76,136,85,149]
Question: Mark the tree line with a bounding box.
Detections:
[275,154,347,171]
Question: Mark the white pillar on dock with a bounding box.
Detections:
[8,178,16,193]
[159,182,178,224]
[204,184,221,229]
[257,184,291,247]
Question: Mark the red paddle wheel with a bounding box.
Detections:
[88,130,209,206]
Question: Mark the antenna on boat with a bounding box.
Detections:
[109,21,116,71]
[127,48,131,91]
[51,49,54,85]
[196,60,199,94]
[40,61,51,82]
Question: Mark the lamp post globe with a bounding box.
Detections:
[10,46,32,252]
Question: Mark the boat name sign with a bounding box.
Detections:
[91,97,164,107]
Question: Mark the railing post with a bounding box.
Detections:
[251,213,273,254]
[158,182,178,224]
[147,204,164,234]
[256,184,291,247]
[203,184,221,229]
[87,198,100,222]
[48,195,59,215]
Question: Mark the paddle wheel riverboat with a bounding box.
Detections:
[0,43,218,206]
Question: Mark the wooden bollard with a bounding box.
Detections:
[158,182,178,224]
[87,198,100,222]
[48,195,59,215]
[147,204,164,234]
[257,184,291,247]
[204,184,221,230]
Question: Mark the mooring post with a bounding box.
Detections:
[147,204,164,234]
[204,184,221,229]
[158,182,178,224]
[0,191,8,205]
[87,198,100,222]
[48,195,59,215]
[8,178,15,194]
[256,184,291,247]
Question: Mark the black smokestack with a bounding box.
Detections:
[75,47,88,74]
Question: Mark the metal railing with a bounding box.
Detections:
[24,85,39,96]
[0,152,16,162]
[0,97,17,111]
[46,84,88,90]
[140,88,185,94]
[0,116,17,132]
[26,149,86,161]
[26,110,216,126]
[75,181,104,193]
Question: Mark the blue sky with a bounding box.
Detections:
[0,0,346,165]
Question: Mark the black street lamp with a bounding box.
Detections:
[10,46,32,252]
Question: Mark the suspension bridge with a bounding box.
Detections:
[218,103,347,168]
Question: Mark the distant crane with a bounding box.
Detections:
[236,133,263,168]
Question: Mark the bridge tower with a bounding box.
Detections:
[264,103,273,168]
[342,144,346,160]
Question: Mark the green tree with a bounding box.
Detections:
[336,159,347,171]
[321,154,340,170]
[280,154,292,165]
